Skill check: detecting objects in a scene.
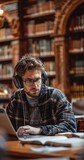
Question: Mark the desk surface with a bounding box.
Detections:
[6,140,84,159]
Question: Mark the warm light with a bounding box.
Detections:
[0,9,4,15]
[0,5,4,16]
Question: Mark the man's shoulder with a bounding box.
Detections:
[47,86,66,98]
[47,86,62,93]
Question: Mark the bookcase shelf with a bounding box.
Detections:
[24,10,55,19]
[69,51,84,54]
[0,97,10,101]
[27,31,54,38]
[21,0,56,87]
[0,56,12,62]
[40,54,54,59]
[69,29,84,33]
[0,38,20,43]
[69,73,84,77]
[0,0,20,107]
[0,0,54,107]
[54,1,84,103]
[0,76,12,80]
[67,3,84,100]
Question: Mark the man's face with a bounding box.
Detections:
[22,69,42,97]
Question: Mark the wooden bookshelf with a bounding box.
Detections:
[0,0,21,107]
[21,0,56,87]
[54,1,84,103]
[67,3,84,100]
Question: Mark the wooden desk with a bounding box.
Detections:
[6,140,84,160]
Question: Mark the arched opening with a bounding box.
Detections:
[55,0,84,35]
[55,1,84,100]
[66,3,84,100]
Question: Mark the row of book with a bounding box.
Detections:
[71,84,84,92]
[69,14,84,31]
[3,1,18,12]
[24,20,54,36]
[71,93,84,99]
[24,0,55,16]
[70,60,84,75]
[28,39,54,55]
[0,41,20,61]
[72,60,84,67]
[0,45,12,59]
[69,38,84,52]
[70,84,84,99]
[70,68,84,75]
[0,84,12,98]
[47,77,56,87]
[0,28,13,40]
[71,57,84,68]
[0,64,13,78]
[43,61,55,72]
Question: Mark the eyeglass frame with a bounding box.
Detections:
[22,77,42,86]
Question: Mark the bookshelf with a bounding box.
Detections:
[67,3,84,101]
[0,0,56,107]
[54,1,84,103]
[0,0,84,107]
[0,19,12,108]
[0,0,20,108]
[21,0,56,87]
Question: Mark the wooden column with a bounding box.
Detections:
[55,35,70,99]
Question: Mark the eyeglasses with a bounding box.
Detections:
[23,77,41,86]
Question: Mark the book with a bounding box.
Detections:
[20,135,71,147]
[56,132,84,138]
[20,135,84,149]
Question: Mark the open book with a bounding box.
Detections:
[20,135,84,148]
[20,135,71,147]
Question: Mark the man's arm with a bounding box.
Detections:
[40,89,77,135]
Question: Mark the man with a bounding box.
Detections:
[6,55,76,136]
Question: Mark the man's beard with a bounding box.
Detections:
[25,90,40,98]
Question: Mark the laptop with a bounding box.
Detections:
[0,108,43,141]
[0,108,18,140]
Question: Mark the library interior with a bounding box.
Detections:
[0,0,84,160]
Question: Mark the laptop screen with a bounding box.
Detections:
[0,108,17,139]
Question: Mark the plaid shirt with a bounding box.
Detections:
[6,84,77,135]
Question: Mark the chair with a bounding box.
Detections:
[72,99,84,132]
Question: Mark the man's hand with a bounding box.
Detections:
[17,125,42,137]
